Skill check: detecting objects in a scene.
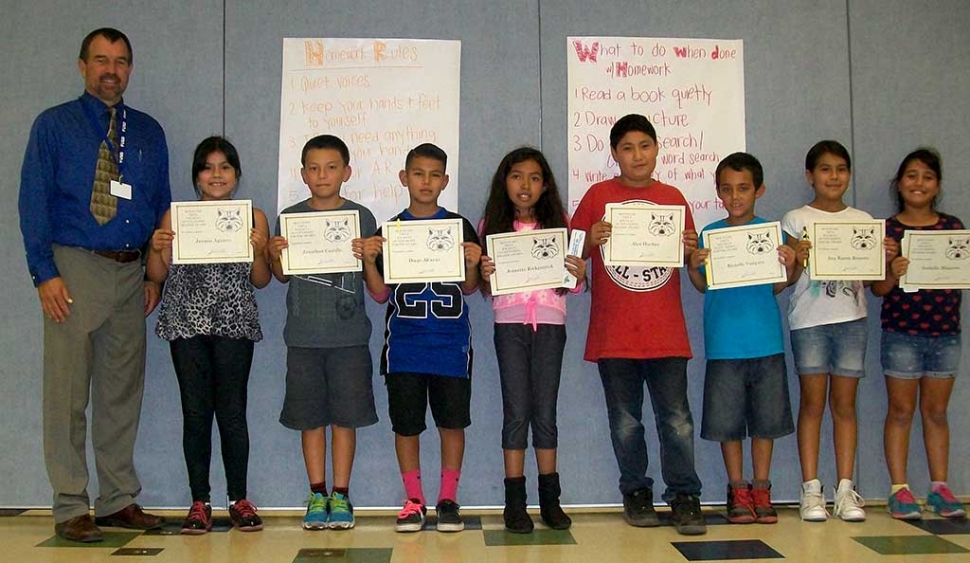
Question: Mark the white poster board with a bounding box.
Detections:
[567,37,745,229]
[278,38,461,223]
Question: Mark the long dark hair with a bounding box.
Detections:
[891,148,943,213]
[481,147,567,238]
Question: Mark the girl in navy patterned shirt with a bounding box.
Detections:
[871,148,966,520]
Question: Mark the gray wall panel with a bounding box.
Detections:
[539,0,852,504]
[3,0,968,510]
[850,0,970,501]
[1,0,227,507]
[223,0,541,507]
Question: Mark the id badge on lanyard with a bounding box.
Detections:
[83,98,133,199]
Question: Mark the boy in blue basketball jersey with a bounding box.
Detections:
[361,143,482,533]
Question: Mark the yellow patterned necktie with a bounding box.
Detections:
[90,107,119,225]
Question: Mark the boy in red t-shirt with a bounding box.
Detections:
[571,114,705,536]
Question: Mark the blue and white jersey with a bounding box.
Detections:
[377,208,479,378]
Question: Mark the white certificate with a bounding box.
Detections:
[703,221,787,290]
[604,203,684,267]
[382,218,466,284]
[486,228,568,296]
[808,220,886,281]
[171,200,253,264]
[900,230,970,290]
[280,210,362,276]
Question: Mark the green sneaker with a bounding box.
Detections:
[328,492,355,529]
[303,492,329,530]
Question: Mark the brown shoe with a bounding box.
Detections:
[54,514,103,543]
[94,504,164,530]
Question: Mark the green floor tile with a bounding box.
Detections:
[905,517,970,535]
[37,531,141,548]
[483,528,577,546]
[673,540,783,561]
[293,547,392,563]
[853,535,970,555]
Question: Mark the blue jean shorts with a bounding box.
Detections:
[790,318,867,378]
[881,330,962,379]
[701,354,794,442]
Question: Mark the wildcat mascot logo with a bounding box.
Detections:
[746,231,774,255]
[850,227,877,250]
[215,209,243,232]
[426,227,455,251]
[531,236,560,259]
[324,218,353,242]
[945,236,970,260]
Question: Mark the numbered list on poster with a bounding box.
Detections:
[567,37,745,228]
[279,38,461,221]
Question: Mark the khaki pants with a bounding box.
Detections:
[43,246,146,522]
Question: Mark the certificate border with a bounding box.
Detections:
[603,203,685,267]
[280,210,362,276]
[487,228,568,296]
[704,221,787,290]
[900,230,970,290]
[382,218,466,284]
[808,220,886,281]
[172,200,254,264]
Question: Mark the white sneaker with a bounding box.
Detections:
[800,479,829,522]
[833,479,866,521]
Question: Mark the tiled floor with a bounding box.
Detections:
[5,506,970,562]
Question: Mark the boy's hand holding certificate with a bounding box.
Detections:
[603,203,685,267]
[808,220,885,281]
[382,218,466,284]
[702,221,788,290]
[171,200,253,264]
[900,229,970,290]
[280,210,362,276]
[486,228,568,296]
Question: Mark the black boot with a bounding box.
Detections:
[504,477,534,533]
[538,472,572,530]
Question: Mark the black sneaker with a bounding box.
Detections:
[670,494,707,535]
[435,499,464,532]
[395,499,427,533]
[622,487,660,527]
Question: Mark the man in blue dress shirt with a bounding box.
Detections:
[19,28,170,543]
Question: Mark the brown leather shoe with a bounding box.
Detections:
[94,504,164,530]
[54,514,103,543]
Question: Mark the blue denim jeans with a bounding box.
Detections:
[598,358,702,501]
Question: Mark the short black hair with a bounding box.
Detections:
[610,114,657,148]
[405,143,448,170]
[301,134,350,166]
[805,140,851,171]
[79,28,132,63]
[191,136,242,197]
[716,152,763,188]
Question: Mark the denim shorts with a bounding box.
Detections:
[280,346,378,430]
[881,330,962,379]
[790,318,867,378]
[700,354,794,442]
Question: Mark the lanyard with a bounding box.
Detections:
[81,97,128,178]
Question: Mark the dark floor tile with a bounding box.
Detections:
[904,517,970,535]
[672,539,784,560]
[483,528,577,546]
[112,547,163,556]
[293,547,392,563]
[659,512,732,526]
[854,535,969,555]
[36,531,141,548]
[423,515,482,531]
